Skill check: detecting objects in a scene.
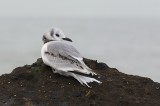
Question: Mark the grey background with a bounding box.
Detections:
[0,0,160,82]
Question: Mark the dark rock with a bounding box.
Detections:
[0,58,160,106]
[11,73,35,81]
[96,62,109,69]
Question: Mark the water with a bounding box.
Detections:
[0,17,160,82]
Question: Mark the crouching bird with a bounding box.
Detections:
[41,27,102,87]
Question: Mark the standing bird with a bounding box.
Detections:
[41,27,102,87]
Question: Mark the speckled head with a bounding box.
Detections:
[42,27,72,44]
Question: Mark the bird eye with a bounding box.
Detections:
[56,34,60,37]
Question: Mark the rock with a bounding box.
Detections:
[0,58,160,106]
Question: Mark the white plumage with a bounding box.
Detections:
[41,27,102,87]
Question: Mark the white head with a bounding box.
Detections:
[42,27,72,44]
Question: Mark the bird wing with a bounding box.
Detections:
[44,41,93,75]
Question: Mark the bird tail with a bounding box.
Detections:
[71,73,102,88]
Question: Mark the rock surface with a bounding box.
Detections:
[0,58,160,106]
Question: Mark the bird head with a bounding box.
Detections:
[42,27,72,44]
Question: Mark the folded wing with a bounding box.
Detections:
[45,41,96,75]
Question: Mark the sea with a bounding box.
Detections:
[0,17,159,82]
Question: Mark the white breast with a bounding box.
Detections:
[41,43,49,66]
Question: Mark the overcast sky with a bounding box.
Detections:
[0,0,160,18]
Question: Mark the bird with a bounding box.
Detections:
[41,27,102,87]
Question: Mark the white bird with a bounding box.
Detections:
[41,27,102,87]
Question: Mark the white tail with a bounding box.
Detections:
[71,73,102,88]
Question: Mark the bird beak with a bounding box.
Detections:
[62,37,72,42]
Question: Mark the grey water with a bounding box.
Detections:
[0,17,160,82]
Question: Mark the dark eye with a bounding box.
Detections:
[56,34,60,37]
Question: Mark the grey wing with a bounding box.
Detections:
[46,42,94,75]
[47,42,82,60]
